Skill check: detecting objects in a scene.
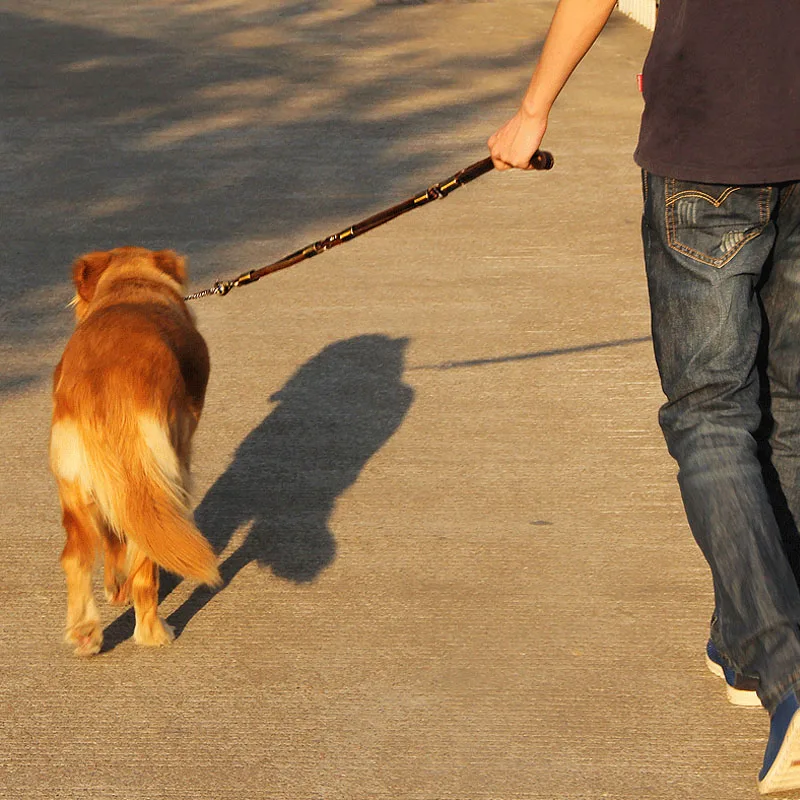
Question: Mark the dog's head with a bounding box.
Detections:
[70,247,188,321]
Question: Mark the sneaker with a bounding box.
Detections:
[705,640,762,707]
[758,689,800,794]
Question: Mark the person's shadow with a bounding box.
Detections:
[102,333,414,650]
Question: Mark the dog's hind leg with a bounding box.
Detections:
[101,528,130,606]
[126,542,174,647]
[57,481,103,656]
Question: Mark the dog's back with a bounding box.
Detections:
[50,248,219,655]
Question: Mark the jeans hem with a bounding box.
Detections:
[760,666,800,714]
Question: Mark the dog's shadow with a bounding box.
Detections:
[102,333,414,651]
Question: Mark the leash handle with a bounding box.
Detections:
[438,149,553,191]
[186,149,554,301]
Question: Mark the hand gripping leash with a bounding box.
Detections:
[184,150,554,301]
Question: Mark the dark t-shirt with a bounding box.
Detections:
[634,0,800,184]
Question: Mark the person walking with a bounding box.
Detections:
[488,0,800,793]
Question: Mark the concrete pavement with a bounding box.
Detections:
[0,2,781,798]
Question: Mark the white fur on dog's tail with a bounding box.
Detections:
[79,413,220,587]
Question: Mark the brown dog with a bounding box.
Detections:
[49,247,221,656]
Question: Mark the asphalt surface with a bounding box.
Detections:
[0,2,788,799]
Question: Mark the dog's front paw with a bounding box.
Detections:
[133,616,175,647]
[65,620,103,657]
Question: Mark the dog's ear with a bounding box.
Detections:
[153,250,187,285]
[72,251,113,303]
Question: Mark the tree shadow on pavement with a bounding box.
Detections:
[0,3,544,364]
[102,333,414,650]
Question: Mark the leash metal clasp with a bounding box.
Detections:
[212,280,233,296]
[183,279,234,301]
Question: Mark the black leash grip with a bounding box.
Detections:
[530,150,554,170]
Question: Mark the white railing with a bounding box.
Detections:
[617,0,657,30]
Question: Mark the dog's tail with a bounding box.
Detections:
[82,412,221,587]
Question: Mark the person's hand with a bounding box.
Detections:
[488,109,548,171]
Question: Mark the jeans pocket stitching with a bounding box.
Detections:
[666,185,741,208]
[667,229,763,268]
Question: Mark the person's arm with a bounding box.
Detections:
[488,0,618,170]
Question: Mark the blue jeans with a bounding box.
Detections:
[642,171,800,712]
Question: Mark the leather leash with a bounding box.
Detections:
[184,150,554,302]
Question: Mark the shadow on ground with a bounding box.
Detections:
[411,335,653,370]
[0,2,544,373]
[102,333,413,650]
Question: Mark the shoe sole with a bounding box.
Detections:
[759,710,800,794]
[704,653,762,707]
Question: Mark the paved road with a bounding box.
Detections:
[0,2,780,798]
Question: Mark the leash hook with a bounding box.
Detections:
[213,280,234,296]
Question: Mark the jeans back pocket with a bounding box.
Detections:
[665,178,772,268]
